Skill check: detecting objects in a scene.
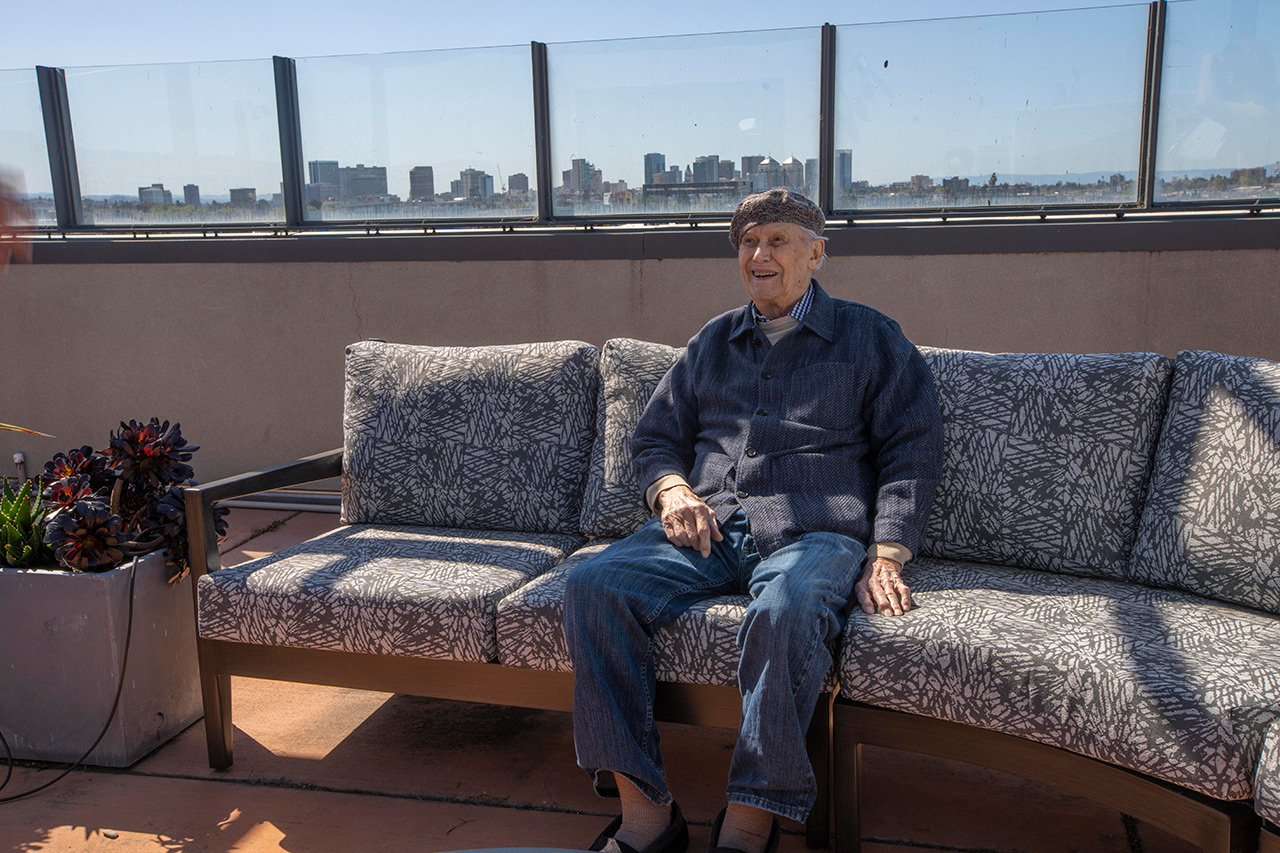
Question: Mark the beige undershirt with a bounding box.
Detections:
[643,313,912,567]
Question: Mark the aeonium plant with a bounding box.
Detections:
[31,418,229,583]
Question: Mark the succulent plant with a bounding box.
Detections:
[0,479,52,567]
[105,419,197,491]
[35,417,226,575]
[131,485,229,584]
[42,445,115,493]
[43,500,126,572]
[43,474,97,514]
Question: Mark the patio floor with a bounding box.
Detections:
[0,509,1201,853]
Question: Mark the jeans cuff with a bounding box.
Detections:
[726,789,812,824]
[592,769,674,807]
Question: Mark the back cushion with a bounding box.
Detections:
[342,340,599,534]
[579,338,683,538]
[1129,351,1280,613]
[921,348,1173,579]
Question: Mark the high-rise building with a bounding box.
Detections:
[563,159,598,198]
[805,158,820,198]
[183,184,200,207]
[741,155,766,180]
[308,160,339,185]
[692,155,720,184]
[910,174,934,191]
[458,167,492,199]
[835,149,853,193]
[508,172,530,195]
[643,153,666,185]
[781,157,804,190]
[338,164,388,201]
[138,183,172,205]
[229,187,257,207]
[718,160,735,181]
[409,166,435,201]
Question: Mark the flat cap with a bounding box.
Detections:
[729,188,824,249]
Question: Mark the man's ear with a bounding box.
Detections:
[809,238,826,268]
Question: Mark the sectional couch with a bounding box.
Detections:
[185,339,1280,852]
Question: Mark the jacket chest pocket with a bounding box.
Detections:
[785,363,861,430]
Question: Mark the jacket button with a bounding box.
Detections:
[745,447,757,457]
[756,408,768,416]
[761,372,772,379]
[736,489,749,498]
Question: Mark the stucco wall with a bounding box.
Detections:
[2,247,1276,482]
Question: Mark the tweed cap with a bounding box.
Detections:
[729,188,825,249]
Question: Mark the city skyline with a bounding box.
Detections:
[2,0,1275,217]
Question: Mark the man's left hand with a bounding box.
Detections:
[854,557,912,616]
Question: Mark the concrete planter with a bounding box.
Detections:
[0,551,202,767]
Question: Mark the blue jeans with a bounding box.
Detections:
[564,509,864,822]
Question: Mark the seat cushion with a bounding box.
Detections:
[1129,350,1280,615]
[919,348,1172,580]
[1257,721,1280,826]
[199,524,583,663]
[342,340,599,534]
[496,542,748,686]
[579,338,682,539]
[837,557,1280,800]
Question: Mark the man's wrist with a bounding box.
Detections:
[867,541,912,567]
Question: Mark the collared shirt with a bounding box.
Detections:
[633,280,943,561]
[752,281,815,325]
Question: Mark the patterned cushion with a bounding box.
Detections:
[1129,351,1280,615]
[342,340,599,534]
[920,348,1172,579]
[199,524,583,663]
[496,542,749,686]
[1257,720,1280,825]
[579,339,683,539]
[837,557,1280,800]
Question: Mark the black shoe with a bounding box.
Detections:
[706,807,779,853]
[589,801,689,853]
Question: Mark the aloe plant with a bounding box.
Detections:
[1,479,52,567]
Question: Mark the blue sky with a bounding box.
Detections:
[3,1,1144,68]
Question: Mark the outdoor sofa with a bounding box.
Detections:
[185,339,1280,852]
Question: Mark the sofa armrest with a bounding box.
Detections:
[184,448,343,581]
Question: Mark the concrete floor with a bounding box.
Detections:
[0,510,1202,853]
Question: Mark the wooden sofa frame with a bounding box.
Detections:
[185,448,833,848]
[832,700,1261,853]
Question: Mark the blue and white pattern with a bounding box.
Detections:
[838,557,1280,800]
[342,340,599,534]
[1128,350,1280,615]
[919,348,1172,580]
[578,338,683,539]
[199,524,583,662]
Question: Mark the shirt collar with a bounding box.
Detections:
[752,282,814,325]
[730,280,835,342]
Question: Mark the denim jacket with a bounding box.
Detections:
[632,281,943,559]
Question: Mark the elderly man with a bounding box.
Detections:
[564,189,943,853]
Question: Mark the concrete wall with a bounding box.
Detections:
[2,246,1276,483]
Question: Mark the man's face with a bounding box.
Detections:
[738,221,824,320]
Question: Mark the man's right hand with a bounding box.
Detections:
[655,484,723,558]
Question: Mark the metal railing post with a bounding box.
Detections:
[274,56,306,228]
[36,66,82,231]
[532,41,554,223]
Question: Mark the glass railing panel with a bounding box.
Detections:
[0,69,57,227]
[834,5,1150,212]
[1155,0,1280,203]
[547,28,822,218]
[295,46,535,222]
[64,59,283,226]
